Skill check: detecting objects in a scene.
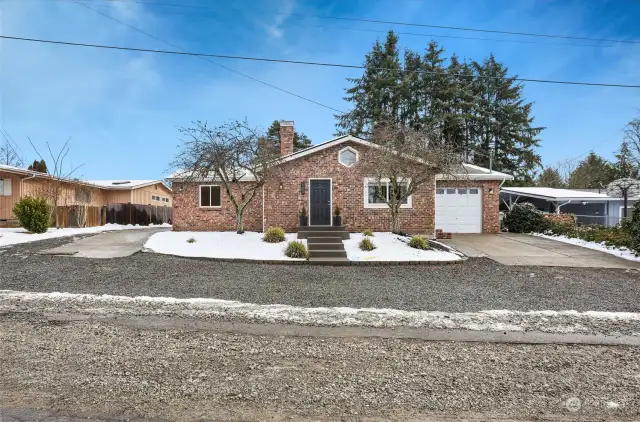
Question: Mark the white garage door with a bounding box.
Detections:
[435,187,483,233]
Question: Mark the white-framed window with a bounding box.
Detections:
[363,178,412,209]
[199,185,221,208]
[0,178,11,196]
[338,147,358,167]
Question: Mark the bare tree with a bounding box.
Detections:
[27,137,84,228]
[362,121,465,234]
[0,129,24,167]
[624,115,640,168]
[172,120,281,234]
[74,186,97,227]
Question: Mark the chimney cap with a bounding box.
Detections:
[279,120,294,127]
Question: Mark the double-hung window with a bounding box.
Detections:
[364,178,412,209]
[200,185,221,208]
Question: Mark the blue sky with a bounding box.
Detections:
[1,0,639,180]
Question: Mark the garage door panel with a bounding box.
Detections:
[435,187,482,233]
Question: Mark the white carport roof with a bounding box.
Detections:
[501,187,617,202]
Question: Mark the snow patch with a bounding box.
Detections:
[533,233,640,263]
[344,232,461,262]
[1,290,639,335]
[0,223,171,247]
[143,231,306,260]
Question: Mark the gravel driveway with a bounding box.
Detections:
[1,312,638,421]
[1,237,640,312]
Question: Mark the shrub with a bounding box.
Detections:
[263,226,286,243]
[409,235,429,250]
[359,237,375,251]
[285,241,308,258]
[363,229,374,237]
[186,237,196,244]
[334,206,341,216]
[12,196,50,234]
[504,203,547,233]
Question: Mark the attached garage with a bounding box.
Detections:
[435,187,483,233]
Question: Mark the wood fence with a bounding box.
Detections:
[55,206,103,228]
[105,203,172,226]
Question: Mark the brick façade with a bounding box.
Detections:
[172,140,502,235]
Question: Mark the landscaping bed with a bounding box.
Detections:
[143,231,308,261]
[343,232,462,262]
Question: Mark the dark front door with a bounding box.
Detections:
[310,179,331,226]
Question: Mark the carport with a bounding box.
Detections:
[500,187,614,226]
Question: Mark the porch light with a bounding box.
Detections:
[300,182,305,194]
[279,183,283,190]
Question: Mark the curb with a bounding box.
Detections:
[142,250,465,266]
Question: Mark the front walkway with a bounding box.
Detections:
[443,233,640,269]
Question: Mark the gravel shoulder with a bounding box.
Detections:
[1,312,639,421]
[1,237,640,312]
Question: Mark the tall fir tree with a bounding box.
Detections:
[612,140,639,179]
[536,167,565,188]
[567,153,615,189]
[335,32,544,182]
[266,121,312,152]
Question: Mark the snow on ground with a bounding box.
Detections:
[0,223,171,247]
[1,289,639,336]
[144,231,307,261]
[344,232,461,262]
[534,233,640,263]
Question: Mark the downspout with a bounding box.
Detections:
[262,184,265,233]
[20,173,38,197]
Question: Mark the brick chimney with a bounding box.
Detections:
[279,120,294,156]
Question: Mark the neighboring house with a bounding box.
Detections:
[170,121,512,234]
[500,186,637,226]
[0,164,171,223]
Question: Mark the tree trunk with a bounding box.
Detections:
[391,206,401,234]
[235,208,245,234]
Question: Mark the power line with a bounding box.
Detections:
[68,0,345,114]
[4,34,640,89]
[39,0,640,45]
[38,0,614,49]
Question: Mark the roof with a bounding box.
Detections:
[169,135,513,182]
[0,165,169,191]
[85,180,165,190]
[500,187,637,201]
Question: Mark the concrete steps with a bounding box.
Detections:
[299,226,349,263]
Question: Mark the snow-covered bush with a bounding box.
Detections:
[504,203,547,233]
[263,226,286,243]
[285,241,308,258]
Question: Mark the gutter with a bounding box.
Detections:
[20,173,38,198]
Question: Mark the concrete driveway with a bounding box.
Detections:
[42,228,169,258]
[443,233,640,269]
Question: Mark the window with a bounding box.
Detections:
[0,178,11,196]
[469,188,479,194]
[436,188,445,194]
[458,189,467,194]
[364,179,412,208]
[338,147,358,167]
[446,189,456,194]
[200,185,221,207]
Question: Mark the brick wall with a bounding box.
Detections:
[436,180,501,233]
[173,141,436,234]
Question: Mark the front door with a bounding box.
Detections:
[309,179,331,226]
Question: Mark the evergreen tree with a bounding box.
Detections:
[567,153,614,189]
[335,32,544,182]
[612,140,639,179]
[536,167,565,188]
[27,159,47,173]
[266,121,312,152]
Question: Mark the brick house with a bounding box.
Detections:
[170,121,512,235]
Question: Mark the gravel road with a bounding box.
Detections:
[1,312,639,421]
[1,237,640,312]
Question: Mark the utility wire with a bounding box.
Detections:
[40,0,640,45]
[68,0,345,114]
[4,34,640,89]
